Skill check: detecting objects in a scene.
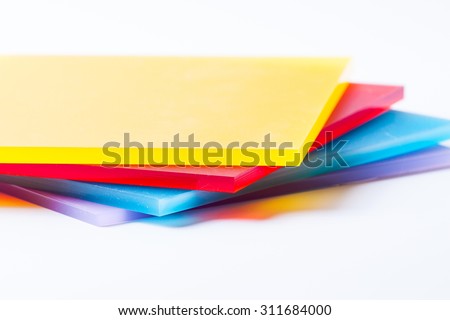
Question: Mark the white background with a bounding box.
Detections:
[0,0,449,299]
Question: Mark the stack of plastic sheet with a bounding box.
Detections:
[0,56,449,226]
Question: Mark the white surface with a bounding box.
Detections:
[0,0,449,299]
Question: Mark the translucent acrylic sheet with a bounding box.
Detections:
[0,83,402,192]
[0,56,348,166]
[312,83,402,148]
[1,145,449,227]
[1,111,450,216]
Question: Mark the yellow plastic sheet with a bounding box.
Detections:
[0,56,348,166]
